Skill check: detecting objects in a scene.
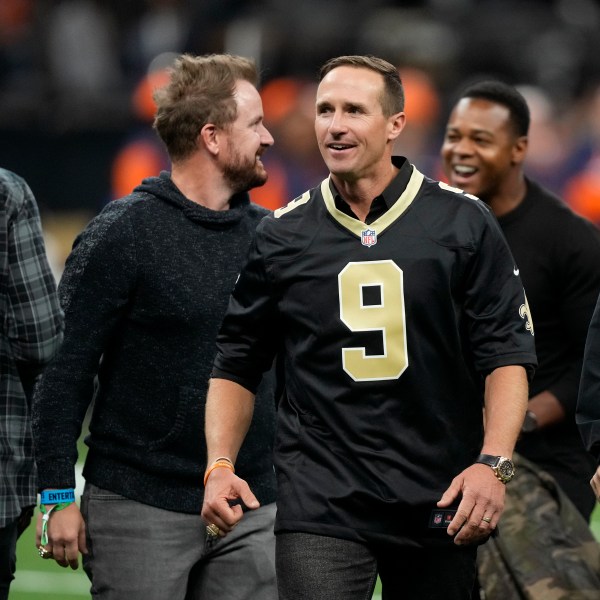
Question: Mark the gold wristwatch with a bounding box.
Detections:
[475,454,515,483]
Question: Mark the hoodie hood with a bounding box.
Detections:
[134,171,251,230]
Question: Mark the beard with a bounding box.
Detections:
[222,147,268,194]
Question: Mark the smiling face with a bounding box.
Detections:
[441,97,527,202]
[221,79,274,193]
[315,66,405,184]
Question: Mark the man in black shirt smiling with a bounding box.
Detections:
[442,80,600,521]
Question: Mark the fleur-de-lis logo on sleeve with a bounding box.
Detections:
[519,294,534,336]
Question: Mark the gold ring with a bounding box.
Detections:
[38,545,52,559]
[206,523,220,538]
[481,516,492,523]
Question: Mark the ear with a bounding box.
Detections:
[388,112,406,142]
[512,135,528,165]
[200,124,220,156]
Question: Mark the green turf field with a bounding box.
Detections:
[10,506,600,599]
[9,482,600,599]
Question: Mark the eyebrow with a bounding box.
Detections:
[446,126,494,136]
[316,100,368,111]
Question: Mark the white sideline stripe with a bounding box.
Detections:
[12,570,89,594]
[75,462,84,497]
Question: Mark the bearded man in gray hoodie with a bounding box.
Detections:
[32,53,278,600]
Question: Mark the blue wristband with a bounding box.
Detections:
[40,489,75,505]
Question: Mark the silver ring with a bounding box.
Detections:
[481,516,492,523]
[206,523,220,538]
[38,545,52,558]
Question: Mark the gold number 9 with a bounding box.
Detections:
[338,260,408,382]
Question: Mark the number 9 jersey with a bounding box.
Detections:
[212,160,537,548]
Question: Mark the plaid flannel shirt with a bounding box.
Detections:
[1,168,63,527]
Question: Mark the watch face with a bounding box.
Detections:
[496,458,515,482]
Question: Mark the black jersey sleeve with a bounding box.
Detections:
[212,222,281,393]
[462,203,537,379]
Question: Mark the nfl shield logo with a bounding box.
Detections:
[361,228,377,247]
[433,513,442,525]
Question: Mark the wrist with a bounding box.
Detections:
[203,459,235,486]
[39,503,74,546]
[40,488,76,505]
[475,454,515,483]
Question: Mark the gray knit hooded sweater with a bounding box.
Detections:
[33,172,276,513]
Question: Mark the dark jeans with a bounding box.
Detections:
[276,532,477,600]
[0,507,34,600]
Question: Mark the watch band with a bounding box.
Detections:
[475,453,515,483]
[475,454,499,467]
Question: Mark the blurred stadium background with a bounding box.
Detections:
[1,0,600,280]
[3,0,600,597]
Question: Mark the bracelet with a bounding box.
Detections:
[40,489,75,505]
[39,502,73,546]
[214,456,234,467]
[204,460,235,486]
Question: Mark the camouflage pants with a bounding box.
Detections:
[477,453,600,600]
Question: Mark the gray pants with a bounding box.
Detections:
[81,483,277,600]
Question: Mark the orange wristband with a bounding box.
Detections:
[203,460,235,486]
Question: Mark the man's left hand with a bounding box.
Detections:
[436,463,505,545]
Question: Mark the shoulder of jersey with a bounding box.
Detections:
[258,184,322,232]
[272,185,322,221]
[422,177,491,216]
[424,178,492,227]
[412,177,499,250]
[254,184,324,253]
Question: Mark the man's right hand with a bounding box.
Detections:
[35,502,87,569]
[201,468,260,537]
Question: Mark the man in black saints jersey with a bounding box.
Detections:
[202,56,537,600]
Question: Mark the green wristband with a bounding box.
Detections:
[39,502,73,546]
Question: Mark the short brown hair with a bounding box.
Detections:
[153,54,258,161]
[319,55,404,116]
